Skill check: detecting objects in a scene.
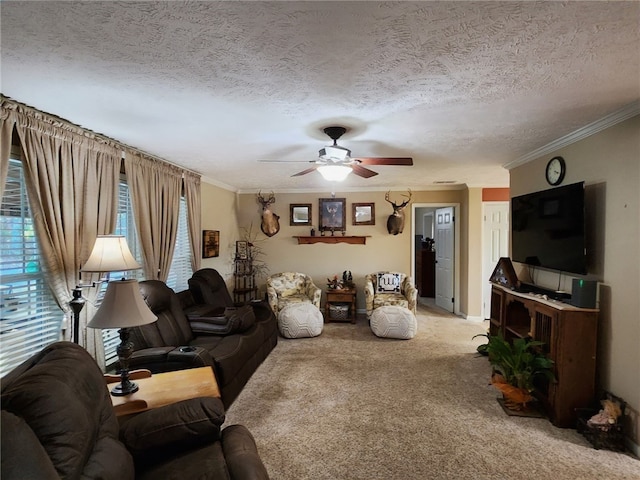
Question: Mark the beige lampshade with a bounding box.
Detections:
[81,235,141,272]
[87,279,157,329]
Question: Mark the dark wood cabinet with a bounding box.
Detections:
[416,249,436,297]
[489,284,599,427]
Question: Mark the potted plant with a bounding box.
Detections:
[485,334,555,411]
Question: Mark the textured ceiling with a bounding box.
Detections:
[2,1,639,192]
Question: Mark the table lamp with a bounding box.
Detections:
[88,278,157,396]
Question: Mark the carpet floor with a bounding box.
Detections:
[225,303,640,479]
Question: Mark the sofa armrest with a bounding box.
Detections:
[184,304,225,318]
[265,286,278,314]
[120,397,225,464]
[364,277,375,316]
[188,306,256,335]
[306,283,322,308]
[249,299,275,323]
[167,346,214,365]
[222,425,271,480]
[130,346,212,371]
[402,277,418,313]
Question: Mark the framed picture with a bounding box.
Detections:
[290,203,312,226]
[202,230,219,258]
[319,198,346,230]
[236,240,249,260]
[352,202,375,225]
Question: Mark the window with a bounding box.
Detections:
[0,157,191,372]
[101,179,145,367]
[0,157,63,377]
[101,181,192,367]
[166,197,192,292]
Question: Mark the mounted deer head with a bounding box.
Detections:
[257,191,280,237]
[385,189,412,235]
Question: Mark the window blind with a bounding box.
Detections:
[166,197,192,292]
[101,179,145,367]
[0,159,63,377]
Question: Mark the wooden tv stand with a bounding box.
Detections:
[489,284,599,428]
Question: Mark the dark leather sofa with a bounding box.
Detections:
[129,272,277,408]
[1,341,270,480]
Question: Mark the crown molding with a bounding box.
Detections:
[201,175,238,192]
[504,101,640,170]
[236,184,467,195]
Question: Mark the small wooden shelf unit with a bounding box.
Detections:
[325,288,357,324]
[233,257,257,304]
[489,284,599,428]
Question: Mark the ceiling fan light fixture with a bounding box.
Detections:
[317,165,352,182]
[319,145,350,161]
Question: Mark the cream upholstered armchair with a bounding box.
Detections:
[364,271,418,318]
[266,272,322,314]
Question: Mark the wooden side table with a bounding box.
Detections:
[325,288,357,324]
[109,367,220,417]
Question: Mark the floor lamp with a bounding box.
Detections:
[72,235,143,344]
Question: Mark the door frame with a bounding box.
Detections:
[411,203,461,316]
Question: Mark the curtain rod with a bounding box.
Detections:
[1,94,201,178]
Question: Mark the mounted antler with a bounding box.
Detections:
[257,190,280,237]
[385,189,412,235]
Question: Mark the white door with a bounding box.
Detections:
[435,207,454,312]
[482,202,510,319]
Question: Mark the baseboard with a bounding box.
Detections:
[465,314,484,322]
[625,438,639,458]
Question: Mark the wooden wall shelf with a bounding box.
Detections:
[294,236,370,245]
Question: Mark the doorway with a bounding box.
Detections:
[411,203,460,315]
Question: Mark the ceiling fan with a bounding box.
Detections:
[266,126,413,181]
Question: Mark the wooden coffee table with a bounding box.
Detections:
[109,367,220,417]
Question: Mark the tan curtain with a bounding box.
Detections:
[184,170,202,272]
[8,101,120,363]
[0,101,17,197]
[124,150,182,281]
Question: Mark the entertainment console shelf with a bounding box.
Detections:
[489,283,599,428]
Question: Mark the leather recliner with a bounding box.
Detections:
[188,268,237,307]
[0,341,270,480]
[129,279,277,408]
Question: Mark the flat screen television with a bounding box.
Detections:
[511,181,587,275]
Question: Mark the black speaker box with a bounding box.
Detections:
[570,279,598,309]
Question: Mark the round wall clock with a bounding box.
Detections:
[545,156,566,186]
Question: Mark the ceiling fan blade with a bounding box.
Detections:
[354,157,413,166]
[351,164,379,178]
[291,166,318,177]
[258,159,313,163]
